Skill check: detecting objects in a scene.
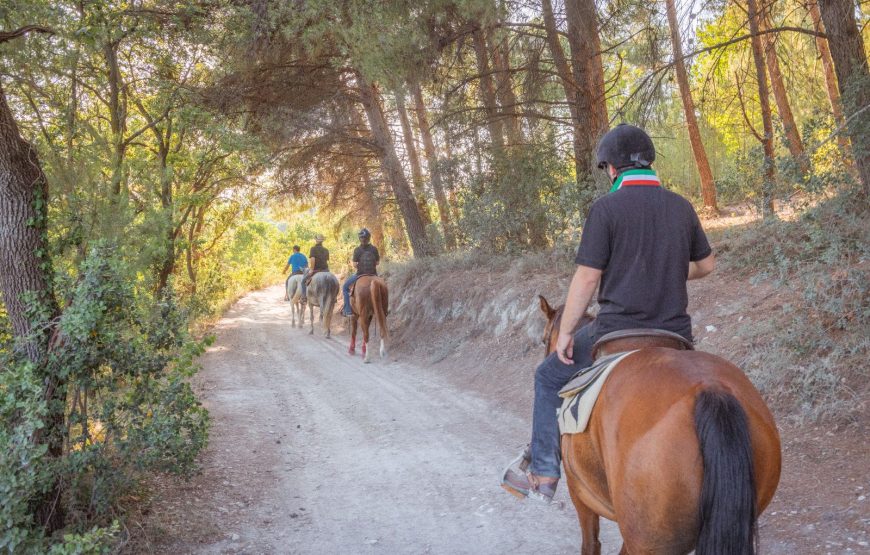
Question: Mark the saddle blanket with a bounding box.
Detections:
[557,350,638,435]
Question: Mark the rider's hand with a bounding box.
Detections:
[556,331,574,365]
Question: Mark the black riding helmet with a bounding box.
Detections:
[596,124,656,170]
[358,228,371,241]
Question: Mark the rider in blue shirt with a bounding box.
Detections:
[283,246,309,300]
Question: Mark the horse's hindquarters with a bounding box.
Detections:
[564,349,781,554]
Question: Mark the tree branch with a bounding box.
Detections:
[0,25,54,44]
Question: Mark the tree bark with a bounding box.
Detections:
[817,0,870,196]
[0,82,59,363]
[357,74,432,257]
[564,0,609,179]
[665,0,719,212]
[411,82,457,250]
[809,0,853,162]
[760,15,811,176]
[395,91,432,227]
[471,28,506,156]
[0,80,64,531]
[747,0,777,218]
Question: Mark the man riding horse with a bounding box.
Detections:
[282,245,308,302]
[342,228,380,317]
[501,124,716,503]
[303,234,330,302]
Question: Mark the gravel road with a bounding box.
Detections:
[161,285,622,554]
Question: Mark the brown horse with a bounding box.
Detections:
[348,275,389,363]
[537,296,781,554]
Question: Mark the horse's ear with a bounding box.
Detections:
[539,295,555,318]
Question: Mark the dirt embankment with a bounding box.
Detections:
[382,247,869,554]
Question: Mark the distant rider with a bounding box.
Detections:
[304,234,330,302]
[342,228,380,317]
[282,245,308,301]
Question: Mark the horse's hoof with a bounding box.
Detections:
[308,330,314,335]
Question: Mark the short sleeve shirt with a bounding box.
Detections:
[353,244,380,276]
[575,186,711,341]
[309,244,330,271]
[288,252,308,273]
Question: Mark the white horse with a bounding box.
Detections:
[306,272,339,337]
[285,273,306,328]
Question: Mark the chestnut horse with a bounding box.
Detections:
[537,296,781,554]
[348,275,389,363]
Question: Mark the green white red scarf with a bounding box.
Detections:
[609,168,661,193]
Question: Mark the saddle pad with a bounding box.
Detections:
[558,350,637,435]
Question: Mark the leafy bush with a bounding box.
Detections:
[0,245,209,551]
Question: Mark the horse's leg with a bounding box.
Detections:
[349,315,357,354]
[568,486,602,555]
[362,313,372,363]
[308,302,315,335]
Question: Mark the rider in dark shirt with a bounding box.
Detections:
[501,124,716,504]
[303,234,330,301]
[342,228,380,316]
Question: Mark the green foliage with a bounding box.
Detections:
[1,245,209,551]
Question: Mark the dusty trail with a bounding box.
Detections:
[146,285,621,554]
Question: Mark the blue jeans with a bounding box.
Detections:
[342,273,359,315]
[530,323,596,478]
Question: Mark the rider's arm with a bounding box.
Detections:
[282,263,290,274]
[556,265,602,364]
[688,253,715,280]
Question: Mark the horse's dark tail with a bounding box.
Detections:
[694,389,758,555]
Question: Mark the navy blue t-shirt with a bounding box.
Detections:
[575,186,712,342]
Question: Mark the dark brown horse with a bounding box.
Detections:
[537,296,781,554]
[348,275,389,363]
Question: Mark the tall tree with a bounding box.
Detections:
[760,15,810,176]
[0,26,65,532]
[395,90,433,227]
[412,82,457,249]
[664,0,719,212]
[747,0,777,218]
[471,27,506,156]
[817,0,870,196]
[808,0,852,163]
[564,0,609,179]
[541,0,586,186]
[357,74,432,256]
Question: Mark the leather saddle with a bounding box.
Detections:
[591,328,693,360]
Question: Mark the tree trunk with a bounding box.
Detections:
[357,75,432,257]
[361,167,386,253]
[541,0,586,187]
[104,40,127,201]
[760,16,811,176]
[488,28,523,146]
[395,91,432,227]
[564,0,609,180]
[0,80,64,531]
[818,0,870,196]
[809,0,853,162]
[747,0,777,218]
[665,0,719,212]
[411,82,457,250]
[471,28,506,156]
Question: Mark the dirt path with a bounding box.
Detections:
[136,285,622,554]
